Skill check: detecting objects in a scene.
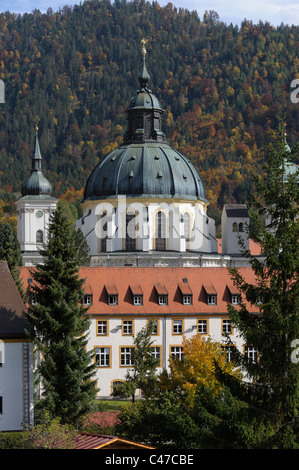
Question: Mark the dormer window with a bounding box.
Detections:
[158,295,168,305]
[133,295,143,306]
[183,295,192,305]
[231,295,241,305]
[207,295,217,305]
[83,295,93,305]
[108,295,118,306]
[105,284,118,306]
[155,283,168,306]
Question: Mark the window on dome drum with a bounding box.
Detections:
[222,319,233,335]
[97,320,108,336]
[207,294,217,305]
[133,295,143,306]
[197,319,208,334]
[155,211,166,250]
[122,320,133,335]
[126,212,137,251]
[95,347,111,367]
[183,295,192,305]
[170,346,183,361]
[120,347,135,367]
[108,295,118,306]
[182,212,191,242]
[100,212,107,252]
[172,319,183,335]
[83,295,93,305]
[245,346,258,364]
[231,295,241,305]
[36,230,43,244]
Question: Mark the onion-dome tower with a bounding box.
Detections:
[77,41,216,259]
[16,128,57,265]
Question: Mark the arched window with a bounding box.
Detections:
[125,212,136,251]
[36,230,43,244]
[232,222,238,232]
[182,212,191,242]
[111,380,124,396]
[100,212,107,252]
[155,211,166,250]
[239,222,244,232]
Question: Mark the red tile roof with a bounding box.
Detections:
[72,432,155,449]
[20,266,257,316]
[0,261,30,339]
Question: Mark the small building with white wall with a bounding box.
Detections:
[0,261,33,431]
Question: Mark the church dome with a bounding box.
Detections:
[84,142,205,201]
[84,41,206,203]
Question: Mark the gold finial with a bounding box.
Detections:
[34,115,40,133]
[141,38,147,56]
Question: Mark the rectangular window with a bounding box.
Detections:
[245,346,258,363]
[120,347,135,367]
[183,295,192,305]
[207,295,217,305]
[170,346,183,361]
[122,320,133,335]
[173,319,183,334]
[231,295,241,305]
[222,319,233,335]
[197,320,208,334]
[158,295,168,305]
[148,319,158,335]
[222,345,233,362]
[108,295,118,305]
[83,295,93,305]
[0,397,2,414]
[97,320,108,336]
[133,295,143,306]
[151,346,161,366]
[95,347,111,367]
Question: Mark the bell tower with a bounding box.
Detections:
[16,127,57,265]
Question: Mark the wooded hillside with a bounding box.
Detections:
[0,0,298,225]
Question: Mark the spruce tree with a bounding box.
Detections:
[0,220,24,299]
[26,205,97,425]
[217,126,299,448]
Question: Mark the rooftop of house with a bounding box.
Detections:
[20,265,258,316]
[0,261,31,339]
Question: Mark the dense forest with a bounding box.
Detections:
[0,0,298,226]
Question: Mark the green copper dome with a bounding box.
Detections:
[21,132,53,197]
[84,42,206,202]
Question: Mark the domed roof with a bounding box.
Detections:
[84,142,206,201]
[84,40,206,203]
[21,132,53,198]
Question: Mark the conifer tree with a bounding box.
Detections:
[0,220,24,299]
[217,126,299,448]
[26,205,97,425]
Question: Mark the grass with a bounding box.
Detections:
[94,400,128,412]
